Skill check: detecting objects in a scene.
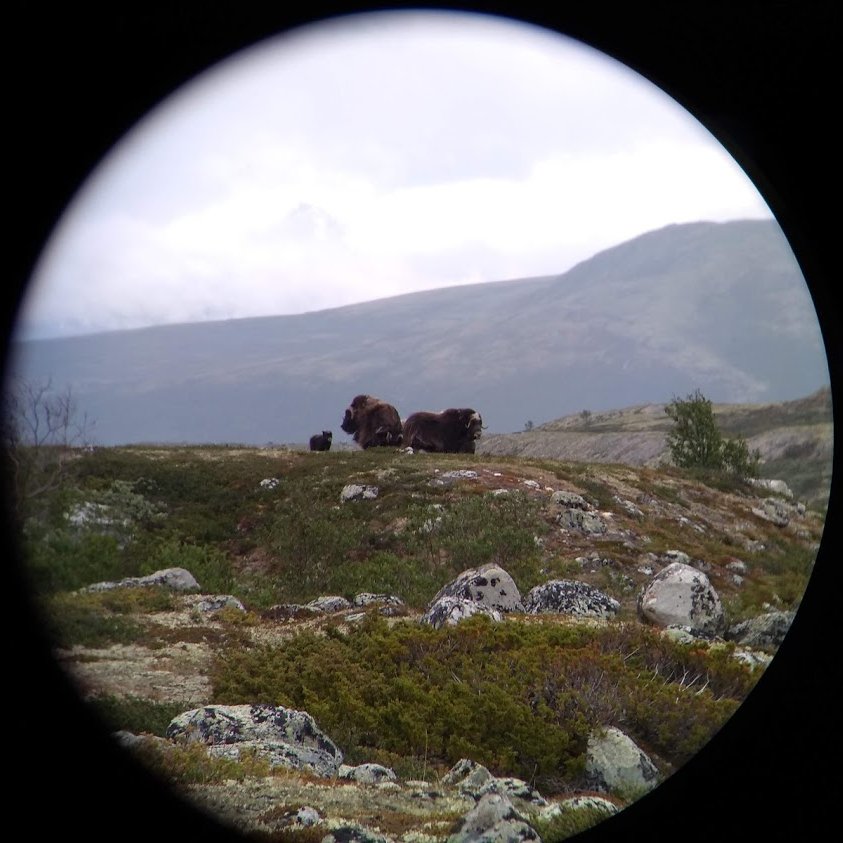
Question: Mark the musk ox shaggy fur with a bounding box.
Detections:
[402,408,483,454]
[340,394,403,449]
[309,431,332,451]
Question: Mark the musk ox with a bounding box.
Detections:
[340,394,403,449]
[309,430,332,451]
[402,408,483,454]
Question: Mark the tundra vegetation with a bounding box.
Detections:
[9,439,825,840]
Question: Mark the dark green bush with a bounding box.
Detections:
[88,694,191,737]
[210,615,755,793]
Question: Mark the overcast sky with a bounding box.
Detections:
[16,10,772,340]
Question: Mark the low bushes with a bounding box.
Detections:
[211,614,756,794]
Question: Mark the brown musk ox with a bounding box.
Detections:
[309,431,332,451]
[340,394,403,449]
[402,408,483,454]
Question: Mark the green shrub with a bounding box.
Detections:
[23,528,126,593]
[533,803,616,842]
[40,591,146,648]
[210,615,755,793]
[135,740,271,785]
[88,694,191,737]
[141,537,234,594]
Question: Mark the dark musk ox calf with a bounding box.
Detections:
[402,408,484,454]
[340,394,403,449]
[309,430,332,452]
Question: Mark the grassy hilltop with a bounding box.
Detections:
[19,444,825,840]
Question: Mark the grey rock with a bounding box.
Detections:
[443,760,495,797]
[338,763,398,785]
[422,597,504,629]
[752,497,791,526]
[749,478,794,498]
[449,792,539,843]
[637,561,725,635]
[524,580,620,619]
[538,795,619,821]
[166,704,343,778]
[197,595,246,613]
[585,726,660,800]
[550,491,590,509]
[726,610,796,651]
[307,595,353,613]
[353,593,406,612]
[294,807,321,827]
[422,564,524,628]
[477,777,547,807]
[557,508,607,535]
[81,566,200,593]
[340,484,379,502]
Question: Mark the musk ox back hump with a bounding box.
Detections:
[341,394,403,449]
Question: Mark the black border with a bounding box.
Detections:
[7,3,839,840]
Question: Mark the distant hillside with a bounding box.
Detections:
[478,387,833,511]
[7,219,829,447]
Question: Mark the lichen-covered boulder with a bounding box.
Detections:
[524,580,620,619]
[421,564,523,628]
[449,792,540,843]
[166,704,343,778]
[637,561,725,635]
[585,726,660,800]
[726,609,796,651]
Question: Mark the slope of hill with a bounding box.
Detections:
[478,387,833,511]
[19,444,827,840]
[7,219,829,446]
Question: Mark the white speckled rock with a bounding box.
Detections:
[421,564,523,628]
[524,580,620,619]
[637,561,725,635]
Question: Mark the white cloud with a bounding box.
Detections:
[15,10,772,339]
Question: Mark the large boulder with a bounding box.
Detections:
[585,726,660,800]
[166,704,343,778]
[637,561,725,635]
[449,792,540,843]
[421,564,524,628]
[524,580,620,619]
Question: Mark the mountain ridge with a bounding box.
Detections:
[8,219,829,447]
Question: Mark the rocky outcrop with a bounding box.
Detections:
[422,564,524,628]
[637,561,725,635]
[524,579,620,619]
[166,704,343,777]
[585,726,660,800]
